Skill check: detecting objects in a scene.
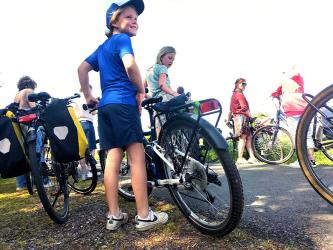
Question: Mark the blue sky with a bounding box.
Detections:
[1,0,332,131]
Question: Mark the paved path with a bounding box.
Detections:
[237,163,333,249]
[153,163,333,249]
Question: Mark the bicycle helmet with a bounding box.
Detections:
[106,0,144,29]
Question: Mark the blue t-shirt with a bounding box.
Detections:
[85,33,137,107]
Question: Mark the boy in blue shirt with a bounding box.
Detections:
[77,0,168,231]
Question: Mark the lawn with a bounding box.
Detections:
[0,177,295,249]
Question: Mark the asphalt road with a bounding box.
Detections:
[237,163,333,249]
[153,163,333,249]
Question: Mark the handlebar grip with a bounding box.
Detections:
[82,103,98,113]
[28,92,51,102]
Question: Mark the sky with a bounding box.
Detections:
[1,0,333,132]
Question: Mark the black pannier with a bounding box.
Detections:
[40,98,88,163]
[0,111,30,178]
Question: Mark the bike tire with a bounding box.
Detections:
[117,151,153,201]
[67,153,98,195]
[159,115,244,236]
[296,85,333,205]
[25,171,34,195]
[28,140,69,224]
[252,125,294,164]
[225,136,238,161]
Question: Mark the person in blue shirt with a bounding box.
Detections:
[77,0,168,231]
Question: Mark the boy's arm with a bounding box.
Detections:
[78,61,98,105]
[122,54,144,94]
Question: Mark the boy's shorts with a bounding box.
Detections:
[98,103,143,151]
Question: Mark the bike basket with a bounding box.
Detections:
[0,111,30,178]
[41,98,88,163]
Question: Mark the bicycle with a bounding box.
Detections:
[224,116,264,162]
[98,94,244,236]
[5,92,98,223]
[296,85,333,205]
[251,97,294,164]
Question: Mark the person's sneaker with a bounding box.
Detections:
[86,171,93,179]
[247,157,259,164]
[135,210,168,231]
[106,212,128,231]
[43,180,54,188]
[288,161,300,168]
[236,158,248,165]
[310,160,317,168]
[16,186,26,191]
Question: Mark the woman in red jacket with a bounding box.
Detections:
[226,78,257,165]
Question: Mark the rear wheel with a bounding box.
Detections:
[252,125,294,164]
[28,140,69,224]
[25,172,34,195]
[67,153,98,195]
[159,116,244,236]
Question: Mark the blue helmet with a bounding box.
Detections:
[106,0,144,29]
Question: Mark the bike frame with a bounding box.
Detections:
[142,98,223,188]
[302,93,333,150]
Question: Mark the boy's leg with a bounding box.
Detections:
[126,142,149,219]
[104,148,123,216]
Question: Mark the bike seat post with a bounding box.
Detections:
[147,107,157,141]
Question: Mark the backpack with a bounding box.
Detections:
[40,98,88,163]
[0,110,30,178]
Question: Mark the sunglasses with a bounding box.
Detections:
[241,82,247,86]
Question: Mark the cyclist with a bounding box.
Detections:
[13,76,37,191]
[13,76,53,191]
[226,78,258,165]
[77,0,168,231]
[271,65,315,168]
[73,85,97,180]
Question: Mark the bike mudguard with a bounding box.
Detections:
[160,113,228,150]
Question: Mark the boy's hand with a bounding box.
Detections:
[85,94,99,108]
[136,93,145,114]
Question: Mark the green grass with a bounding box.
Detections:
[0,177,301,249]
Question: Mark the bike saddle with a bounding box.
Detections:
[153,94,188,112]
[28,92,51,103]
[141,96,163,107]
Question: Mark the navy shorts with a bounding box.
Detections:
[80,121,97,151]
[98,104,143,150]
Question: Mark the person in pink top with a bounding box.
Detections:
[271,65,315,167]
[226,78,258,165]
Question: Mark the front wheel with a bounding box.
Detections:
[28,140,69,224]
[252,125,294,164]
[159,116,244,236]
[296,85,333,205]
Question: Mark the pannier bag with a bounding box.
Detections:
[41,98,88,163]
[0,111,30,178]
